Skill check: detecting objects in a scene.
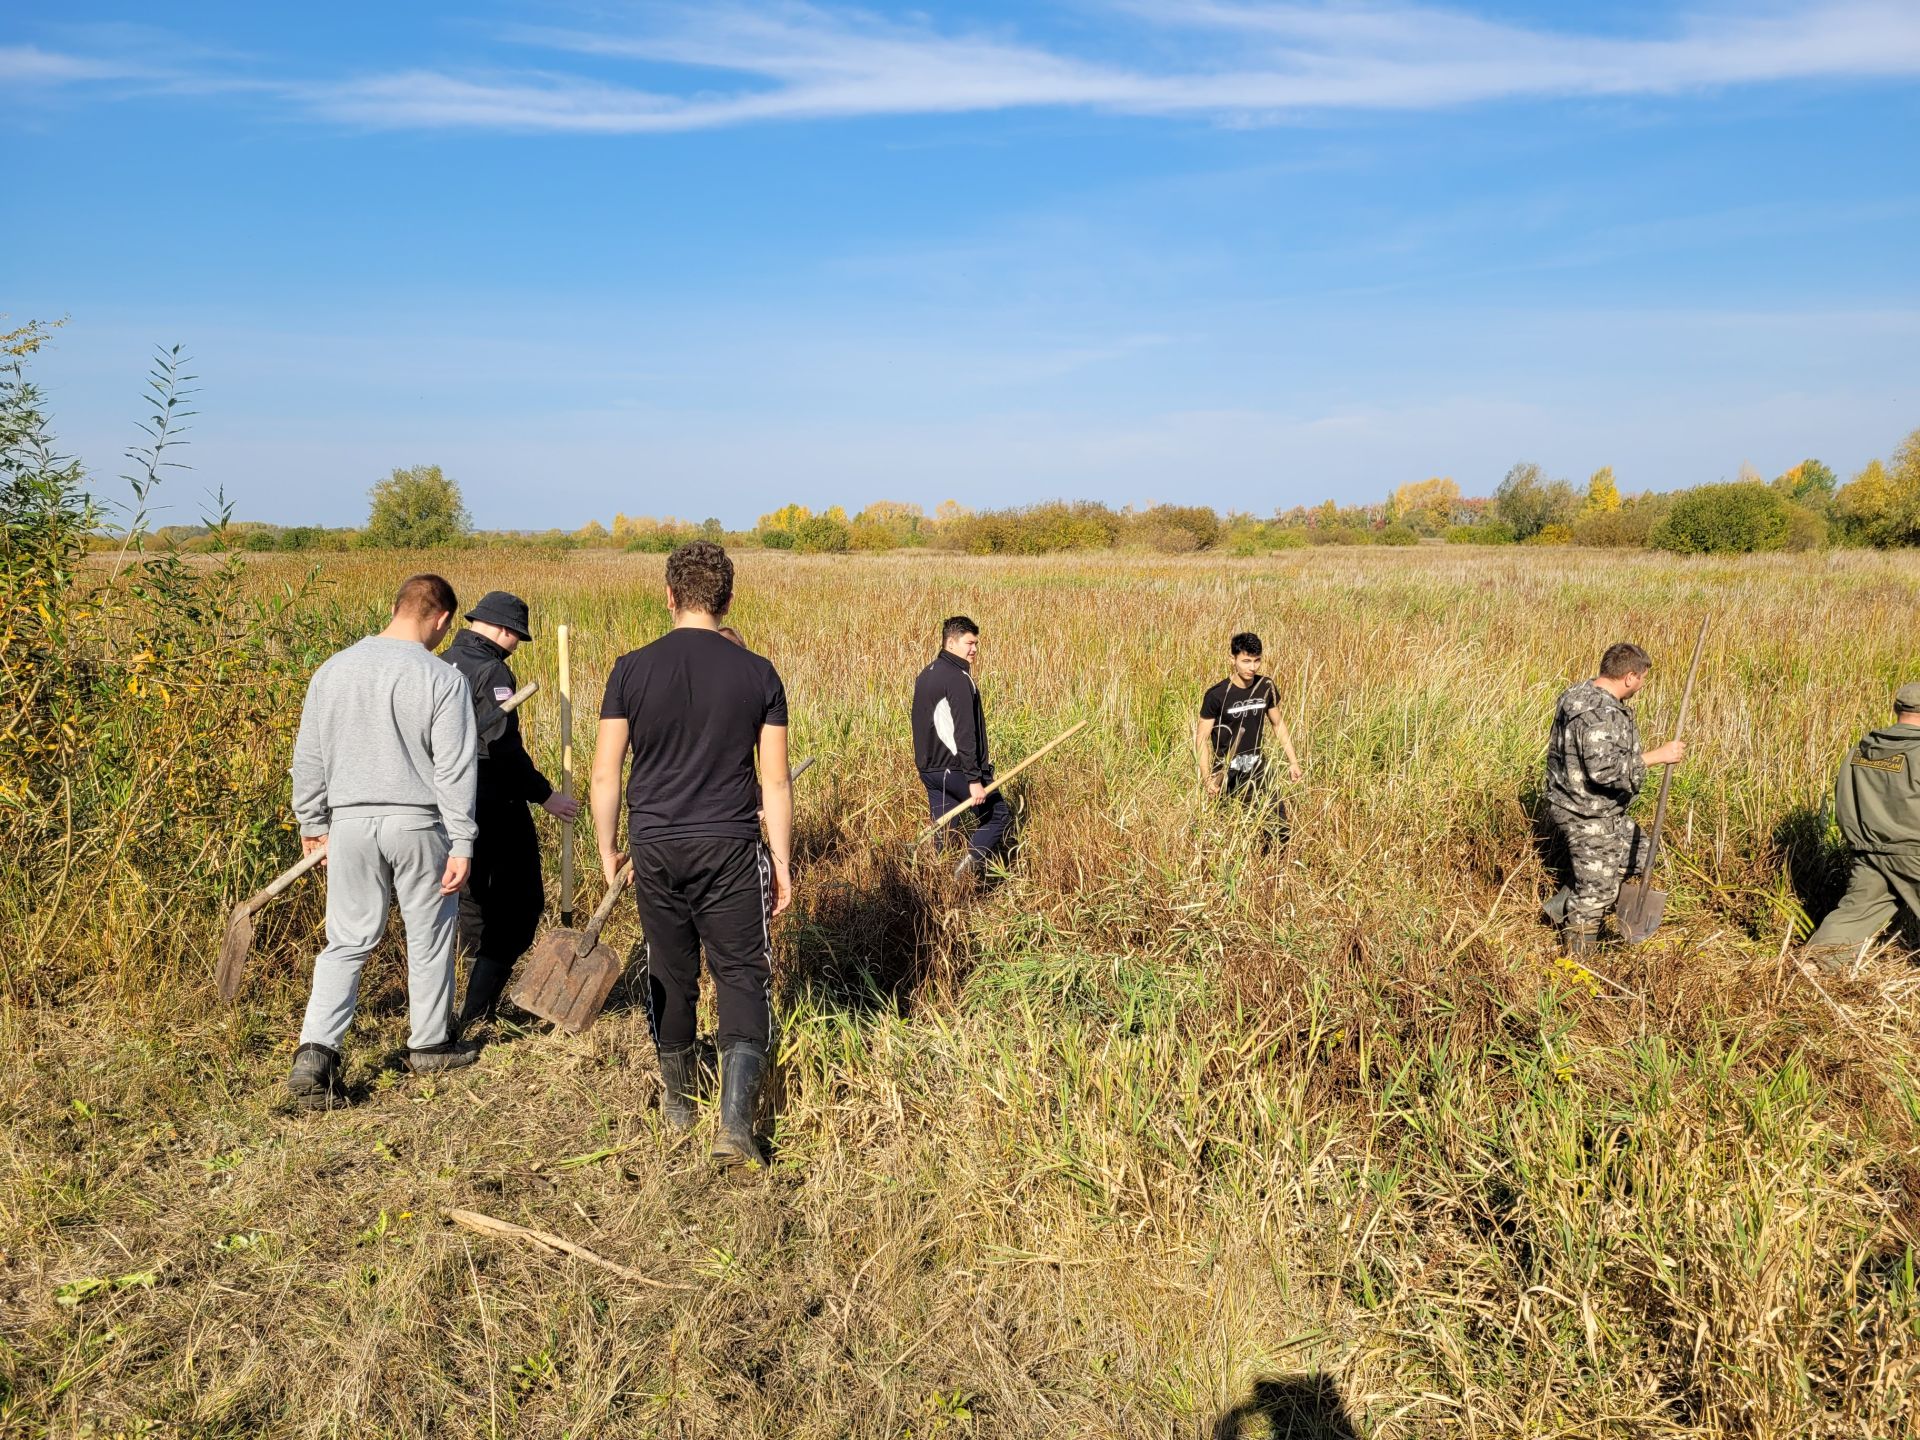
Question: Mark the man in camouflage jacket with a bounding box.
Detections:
[1543,642,1687,955]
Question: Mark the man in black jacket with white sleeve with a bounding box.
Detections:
[912,615,1009,878]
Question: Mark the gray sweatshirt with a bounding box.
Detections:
[290,636,479,856]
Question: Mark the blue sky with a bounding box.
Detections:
[5,2,1917,529]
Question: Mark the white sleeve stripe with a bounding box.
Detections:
[933,697,958,756]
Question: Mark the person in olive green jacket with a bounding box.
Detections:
[1804,682,1920,970]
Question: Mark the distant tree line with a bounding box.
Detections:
[130,427,1920,558]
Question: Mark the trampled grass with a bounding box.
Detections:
[4,545,1920,1437]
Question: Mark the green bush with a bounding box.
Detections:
[1126,504,1219,551]
[1494,462,1579,540]
[1782,502,1829,551]
[1268,529,1309,550]
[847,521,899,552]
[759,529,795,550]
[1650,482,1797,555]
[1380,523,1419,547]
[792,516,850,553]
[3,337,331,989]
[1570,502,1665,548]
[944,501,1120,555]
[1444,522,1516,545]
[361,464,471,549]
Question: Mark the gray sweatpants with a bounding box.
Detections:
[298,813,458,1052]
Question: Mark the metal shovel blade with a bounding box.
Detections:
[1613,878,1666,945]
[215,904,255,1002]
[510,928,622,1034]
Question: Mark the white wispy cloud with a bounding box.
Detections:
[0,43,155,84]
[0,28,267,99]
[318,1,1920,132]
[10,2,1920,131]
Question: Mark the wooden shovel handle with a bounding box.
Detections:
[918,719,1089,843]
[1641,616,1709,874]
[575,864,633,954]
[558,626,574,926]
[246,846,326,914]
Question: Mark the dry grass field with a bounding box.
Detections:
[6,545,1920,1438]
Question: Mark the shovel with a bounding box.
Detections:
[216,680,540,1002]
[215,847,327,1001]
[511,864,631,1034]
[1614,617,1709,944]
[511,756,818,1035]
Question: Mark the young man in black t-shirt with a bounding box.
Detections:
[1196,632,1302,837]
[590,542,792,1167]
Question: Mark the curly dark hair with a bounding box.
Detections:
[665,541,734,617]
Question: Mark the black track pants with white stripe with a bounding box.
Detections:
[630,835,773,1051]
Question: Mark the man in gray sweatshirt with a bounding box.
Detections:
[287,573,480,1104]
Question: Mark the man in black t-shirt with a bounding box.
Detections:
[1196,632,1302,839]
[590,542,792,1167]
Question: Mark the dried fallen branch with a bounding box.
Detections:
[444,1208,693,1291]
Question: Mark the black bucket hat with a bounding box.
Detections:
[465,591,532,642]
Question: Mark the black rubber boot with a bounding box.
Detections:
[406,1040,483,1076]
[711,1042,768,1168]
[1563,923,1600,960]
[288,1043,345,1107]
[1540,887,1572,927]
[657,1045,703,1132]
[457,955,514,1032]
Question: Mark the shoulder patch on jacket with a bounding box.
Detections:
[493,686,514,702]
[1852,752,1907,772]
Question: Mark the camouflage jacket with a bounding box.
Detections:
[1545,680,1647,819]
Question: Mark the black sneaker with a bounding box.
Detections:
[406,1041,482,1077]
[288,1043,346,1107]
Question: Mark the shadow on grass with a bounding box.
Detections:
[779,850,949,1018]
[1212,1373,1359,1439]
[1771,803,1854,936]
[1520,783,1571,925]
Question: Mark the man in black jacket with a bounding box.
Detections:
[443,591,578,1030]
[912,615,1008,877]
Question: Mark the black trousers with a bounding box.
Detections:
[631,834,772,1052]
[1222,771,1288,848]
[457,796,545,1024]
[920,768,1011,858]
